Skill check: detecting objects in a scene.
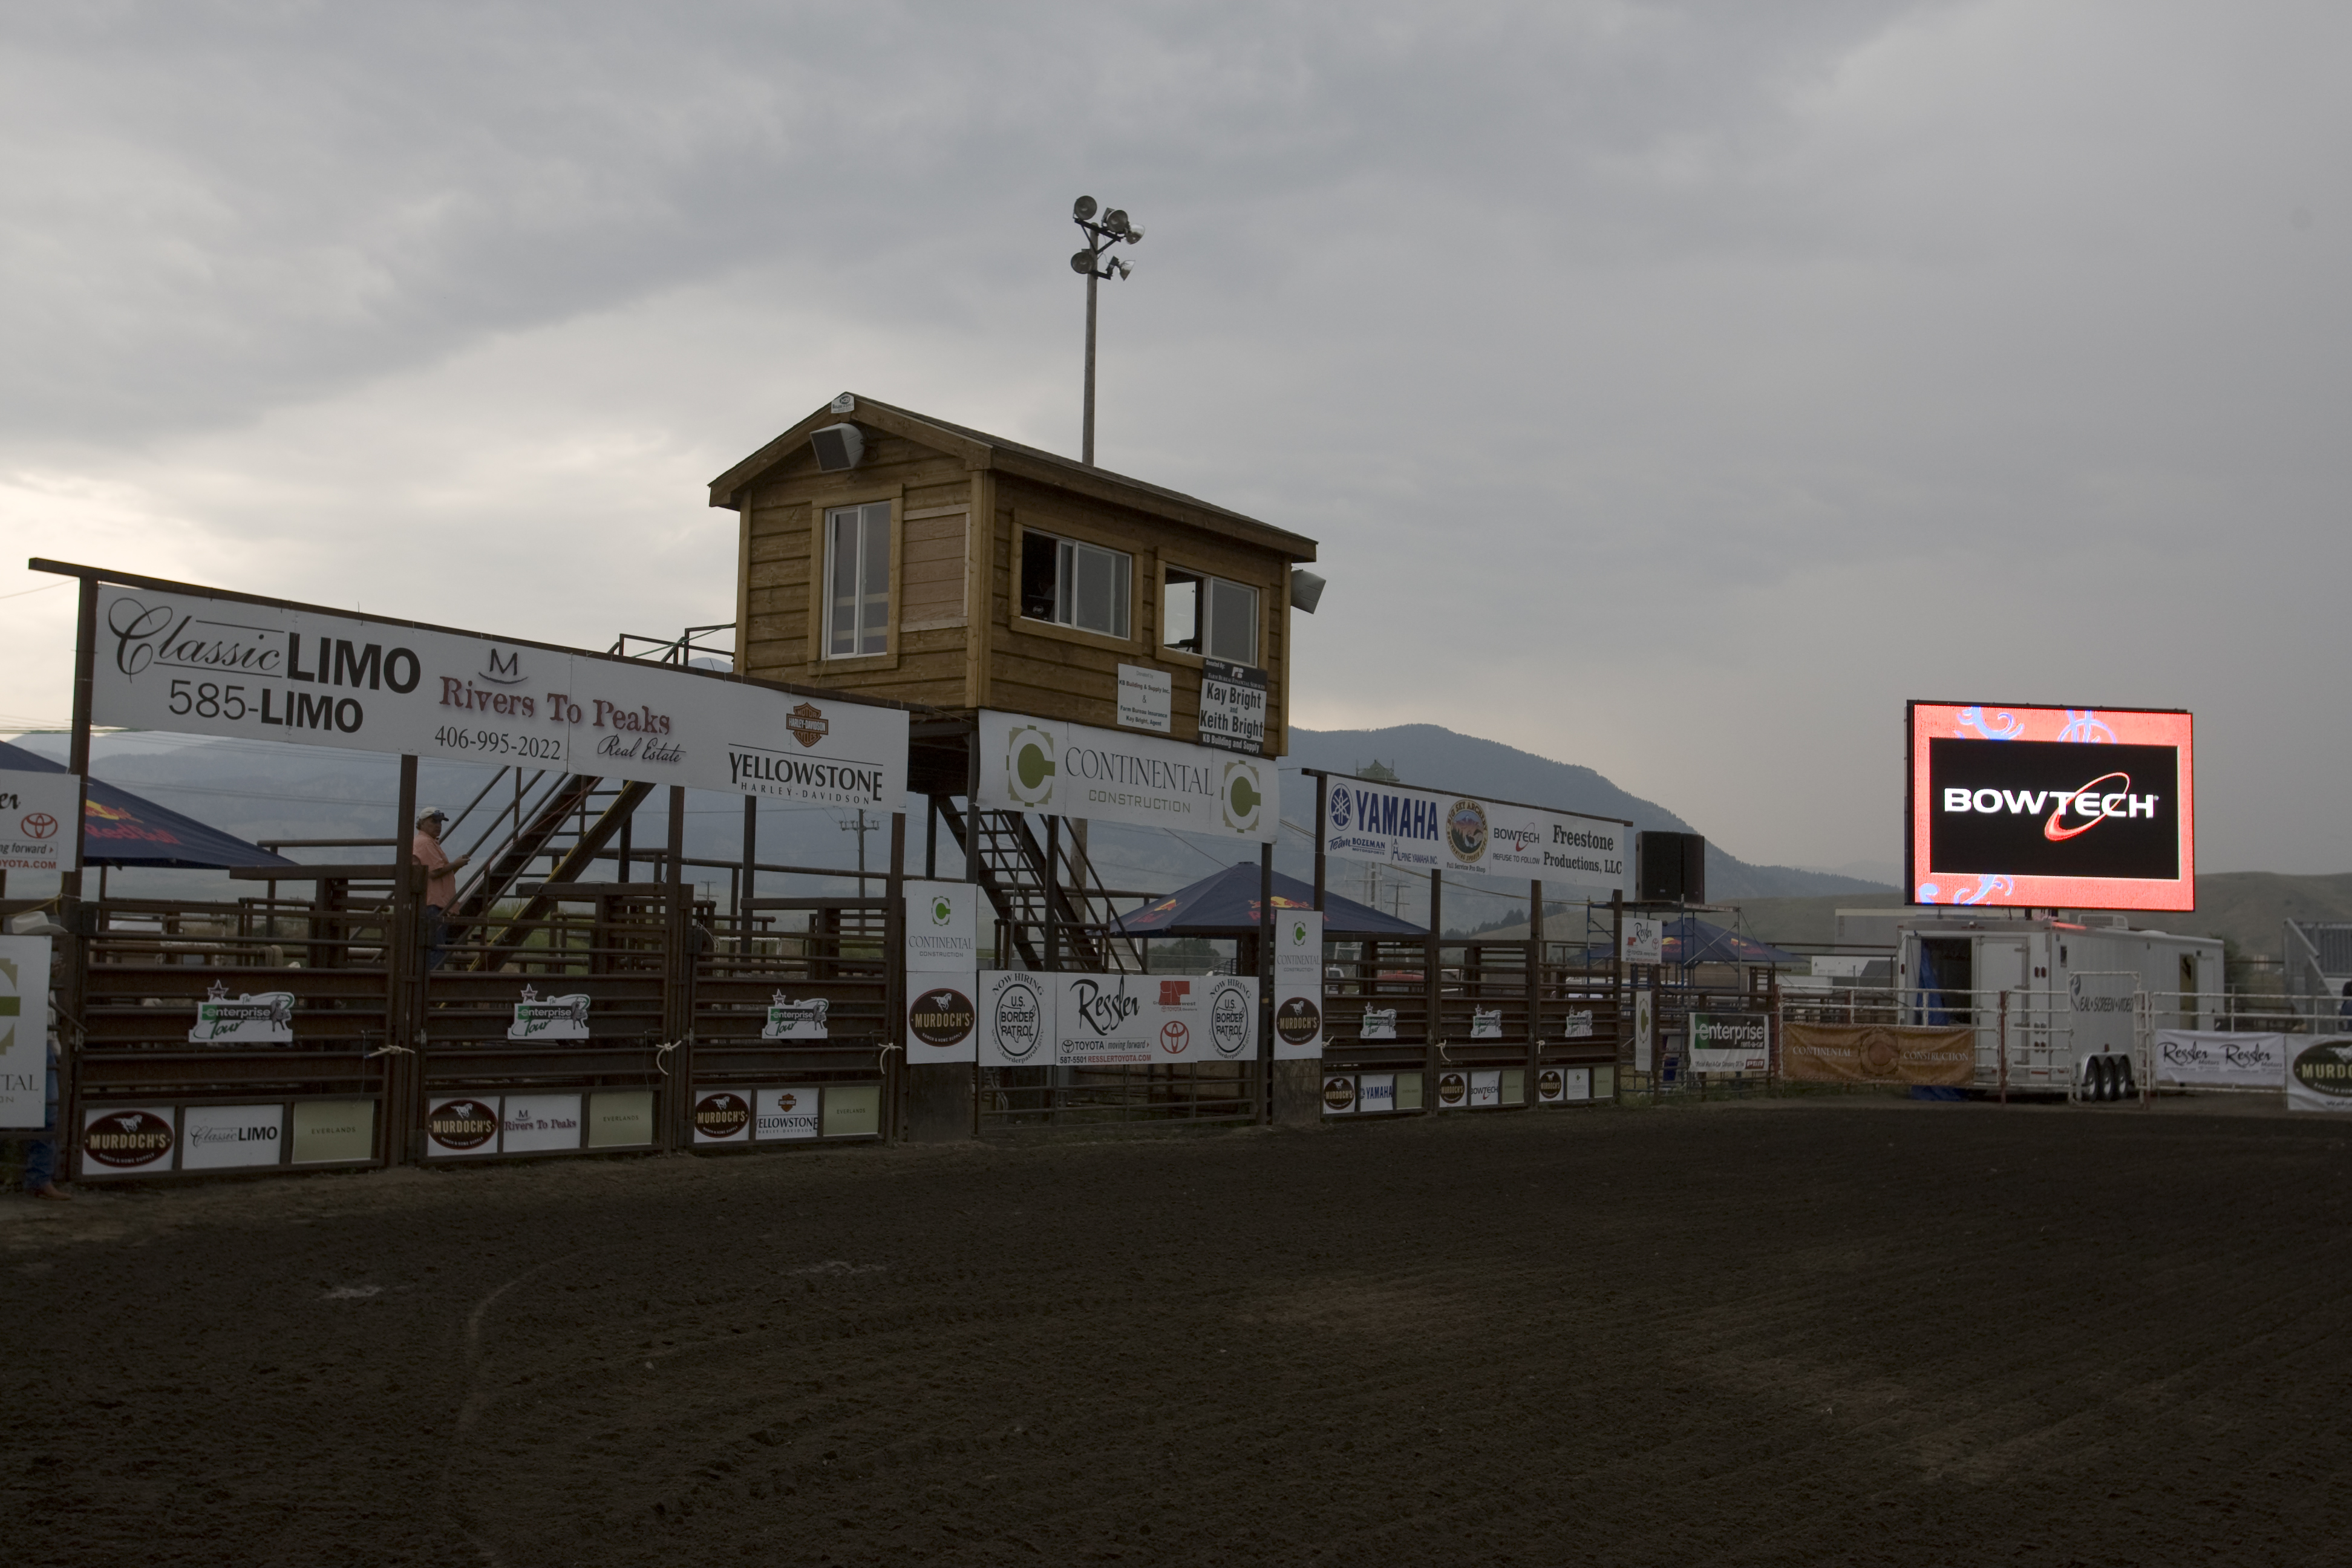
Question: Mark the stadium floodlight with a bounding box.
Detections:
[1069,193,1146,466]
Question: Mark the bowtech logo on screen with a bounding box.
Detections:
[1927,739,2180,880]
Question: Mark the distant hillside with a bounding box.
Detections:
[1282,725,1893,900]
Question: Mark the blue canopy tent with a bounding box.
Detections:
[0,740,297,871]
[1112,862,1425,938]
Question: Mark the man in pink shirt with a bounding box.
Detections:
[412,808,469,971]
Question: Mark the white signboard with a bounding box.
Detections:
[978,970,1051,1066]
[2287,1037,2352,1112]
[1321,773,1626,894]
[904,880,980,973]
[507,988,590,1042]
[1273,909,1324,1060]
[189,984,295,1045]
[1621,915,1664,967]
[1358,1006,1398,1041]
[1691,1011,1769,1075]
[87,581,908,806]
[0,934,52,1130]
[761,994,830,1040]
[1116,664,1172,734]
[907,980,977,1064]
[1054,972,1259,1067]
[1469,1007,1504,1040]
[0,769,80,874]
[1197,658,1267,756]
[180,1103,285,1170]
[2155,1030,2286,1090]
[503,1094,583,1152]
[756,1085,823,1139]
[1633,988,1655,1073]
[976,710,1275,842]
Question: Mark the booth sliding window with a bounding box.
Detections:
[825,502,891,657]
[1019,530,1131,639]
[1163,569,1258,664]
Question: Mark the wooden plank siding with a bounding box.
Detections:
[733,419,1298,754]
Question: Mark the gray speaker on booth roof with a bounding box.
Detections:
[809,423,866,472]
[1637,831,1707,903]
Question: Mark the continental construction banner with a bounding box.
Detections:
[1782,1022,1975,1086]
[975,710,1275,842]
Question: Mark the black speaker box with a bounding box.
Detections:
[1637,831,1707,903]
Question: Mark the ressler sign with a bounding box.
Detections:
[74,575,907,806]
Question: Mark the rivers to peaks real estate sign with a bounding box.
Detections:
[84,580,907,806]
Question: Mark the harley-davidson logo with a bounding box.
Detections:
[786,702,830,748]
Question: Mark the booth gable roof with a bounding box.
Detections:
[707,394,1318,564]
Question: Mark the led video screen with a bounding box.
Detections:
[1907,702,2195,911]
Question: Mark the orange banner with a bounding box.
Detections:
[1782,1023,1975,1086]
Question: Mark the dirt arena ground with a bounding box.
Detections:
[5,1098,2350,1567]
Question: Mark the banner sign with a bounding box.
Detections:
[507,987,589,1042]
[2155,1030,2286,1090]
[1621,915,1663,966]
[762,995,830,1040]
[1690,1011,1769,1075]
[1197,658,1268,755]
[2287,1037,2352,1112]
[87,580,909,806]
[904,880,980,973]
[904,879,979,1063]
[976,710,1275,842]
[0,934,52,1131]
[1907,701,2194,911]
[1116,664,1172,734]
[1633,989,1655,1073]
[1320,772,1626,895]
[1273,910,1324,1060]
[180,1103,286,1169]
[975,970,1260,1066]
[189,983,295,1045]
[1783,1023,1974,1086]
[81,1105,176,1175]
[0,769,80,874]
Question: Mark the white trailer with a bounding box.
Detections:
[1893,914,2223,1096]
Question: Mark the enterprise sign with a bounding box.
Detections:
[1907,702,2194,912]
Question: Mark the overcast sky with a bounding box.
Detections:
[3,1,2345,880]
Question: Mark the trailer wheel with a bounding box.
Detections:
[2115,1056,2135,1099]
[2086,1056,2112,1102]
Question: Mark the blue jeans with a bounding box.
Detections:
[425,906,449,972]
[22,1050,57,1191]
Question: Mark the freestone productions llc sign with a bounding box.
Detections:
[0,769,80,874]
[83,578,909,807]
[0,934,53,1131]
[976,710,1275,843]
[1907,702,2194,912]
[1319,773,1628,896]
[976,970,1261,1067]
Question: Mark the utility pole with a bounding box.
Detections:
[1069,195,1144,466]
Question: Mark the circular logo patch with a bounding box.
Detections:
[1275,996,1322,1047]
[1328,788,1352,829]
[694,1091,751,1139]
[20,811,59,840]
[1858,1028,1901,1076]
[910,987,975,1048]
[1538,1068,1563,1100]
[83,1108,174,1169]
[1437,1071,1468,1106]
[990,977,1044,1061]
[1005,726,1056,807]
[426,1099,499,1151]
[1159,1020,1191,1055]
[1323,1076,1357,1111]
[1446,799,1489,862]
[1210,985,1253,1057]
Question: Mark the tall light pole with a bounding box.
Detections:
[1070,195,1142,466]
